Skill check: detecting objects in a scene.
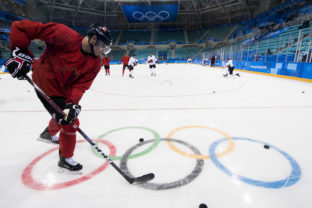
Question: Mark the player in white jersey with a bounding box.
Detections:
[147,53,158,76]
[224,58,239,77]
[128,55,138,78]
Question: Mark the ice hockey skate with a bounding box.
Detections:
[37,127,59,144]
[58,155,83,175]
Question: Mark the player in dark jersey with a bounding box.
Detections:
[5,20,112,174]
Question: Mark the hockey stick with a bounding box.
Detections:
[23,75,154,184]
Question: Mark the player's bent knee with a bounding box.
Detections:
[61,118,80,133]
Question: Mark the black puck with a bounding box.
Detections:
[199,203,208,208]
[302,91,305,93]
[264,144,270,149]
[139,138,144,142]
[212,91,215,93]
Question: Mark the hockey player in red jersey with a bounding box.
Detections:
[102,54,111,76]
[120,53,130,76]
[5,20,112,174]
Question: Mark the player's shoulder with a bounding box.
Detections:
[59,24,81,37]
[48,23,81,40]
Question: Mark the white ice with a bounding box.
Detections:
[0,63,312,208]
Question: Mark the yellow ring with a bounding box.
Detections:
[166,125,234,159]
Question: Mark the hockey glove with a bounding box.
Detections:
[53,103,81,125]
[5,47,34,79]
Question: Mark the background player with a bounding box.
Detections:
[128,54,138,78]
[210,55,215,67]
[147,53,157,76]
[224,58,239,77]
[5,20,112,174]
[120,53,130,76]
[102,54,111,76]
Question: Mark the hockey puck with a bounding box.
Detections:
[199,203,208,208]
[264,144,270,149]
[302,91,305,93]
[139,138,144,142]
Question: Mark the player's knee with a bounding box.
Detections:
[61,118,80,133]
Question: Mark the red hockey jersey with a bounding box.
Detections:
[102,57,111,66]
[9,20,101,104]
[120,56,130,65]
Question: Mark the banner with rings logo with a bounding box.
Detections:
[121,4,178,23]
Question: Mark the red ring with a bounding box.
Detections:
[21,139,116,190]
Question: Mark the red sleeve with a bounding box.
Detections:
[67,60,101,104]
[121,56,125,63]
[108,57,111,62]
[10,20,78,51]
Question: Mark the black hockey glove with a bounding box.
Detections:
[53,103,81,125]
[5,47,34,79]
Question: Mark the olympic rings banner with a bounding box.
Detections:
[121,4,178,23]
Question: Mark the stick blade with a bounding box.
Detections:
[131,173,155,184]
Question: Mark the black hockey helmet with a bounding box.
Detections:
[87,23,112,54]
[88,23,112,46]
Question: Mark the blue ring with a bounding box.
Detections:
[209,137,301,188]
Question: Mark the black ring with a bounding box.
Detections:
[120,138,204,190]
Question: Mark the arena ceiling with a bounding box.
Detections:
[2,0,274,30]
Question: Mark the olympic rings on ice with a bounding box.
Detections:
[22,126,301,190]
[120,138,204,190]
[166,125,234,159]
[132,10,170,22]
[209,137,301,188]
[92,126,160,160]
[21,139,116,191]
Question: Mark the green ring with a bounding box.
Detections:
[91,126,160,160]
